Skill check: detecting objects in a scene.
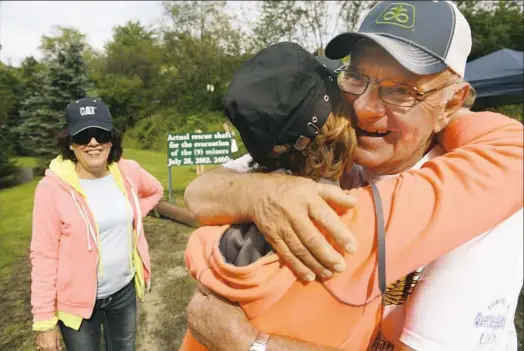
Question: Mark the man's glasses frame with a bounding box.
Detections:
[334,65,459,108]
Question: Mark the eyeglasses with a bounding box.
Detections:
[72,128,113,145]
[334,65,458,108]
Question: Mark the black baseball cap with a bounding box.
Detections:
[65,97,113,136]
[325,0,472,77]
[315,55,345,77]
[223,42,343,161]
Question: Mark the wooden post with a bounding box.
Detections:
[154,200,199,228]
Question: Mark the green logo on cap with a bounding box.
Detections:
[376,3,416,29]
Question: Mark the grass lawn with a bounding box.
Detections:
[13,157,38,169]
[0,216,195,351]
[122,148,211,205]
[0,149,197,277]
[0,179,40,279]
[1,150,522,350]
[0,149,199,350]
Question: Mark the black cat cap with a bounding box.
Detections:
[223,42,343,160]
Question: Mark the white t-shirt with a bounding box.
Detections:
[223,151,523,350]
[80,174,135,298]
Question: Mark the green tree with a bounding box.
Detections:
[455,0,523,61]
[104,21,161,88]
[338,1,379,32]
[93,73,144,131]
[0,145,20,188]
[19,29,91,171]
[252,0,376,55]
[89,21,163,130]
[20,56,47,93]
[160,1,250,113]
[251,1,303,50]
[0,63,24,151]
[7,57,49,156]
[0,63,22,187]
[40,26,89,57]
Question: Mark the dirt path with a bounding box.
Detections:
[0,216,196,351]
[1,216,523,350]
[136,217,196,351]
[0,258,34,351]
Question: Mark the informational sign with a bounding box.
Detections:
[167,132,232,166]
[166,131,234,202]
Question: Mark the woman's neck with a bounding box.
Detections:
[75,163,109,179]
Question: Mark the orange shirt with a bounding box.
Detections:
[181,112,523,350]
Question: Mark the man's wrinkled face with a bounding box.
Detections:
[344,42,456,175]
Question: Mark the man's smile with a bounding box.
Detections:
[356,125,392,138]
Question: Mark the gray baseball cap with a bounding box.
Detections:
[325,0,472,77]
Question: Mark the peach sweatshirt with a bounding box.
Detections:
[181,112,523,350]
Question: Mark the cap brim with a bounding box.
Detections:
[325,32,448,76]
[315,56,345,77]
[69,120,113,136]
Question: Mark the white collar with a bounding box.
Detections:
[359,145,445,184]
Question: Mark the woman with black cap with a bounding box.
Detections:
[30,98,163,351]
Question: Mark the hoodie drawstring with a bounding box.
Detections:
[124,176,150,291]
[123,177,143,241]
[130,189,143,240]
[69,191,104,277]
[70,190,95,251]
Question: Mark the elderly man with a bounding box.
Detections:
[183,1,523,350]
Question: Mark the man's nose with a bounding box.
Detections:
[353,86,386,123]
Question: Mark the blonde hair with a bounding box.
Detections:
[251,103,356,182]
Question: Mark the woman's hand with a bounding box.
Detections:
[186,284,257,351]
[36,328,62,351]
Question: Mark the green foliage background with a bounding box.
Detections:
[0,2,522,348]
[0,0,522,187]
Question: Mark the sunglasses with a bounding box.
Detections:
[72,128,113,145]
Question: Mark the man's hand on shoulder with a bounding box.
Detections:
[184,161,358,282]
[248,173,358,282]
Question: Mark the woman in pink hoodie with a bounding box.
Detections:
[30,97,163,351]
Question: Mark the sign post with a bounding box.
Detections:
[167,164,173,203]
[166,131,233,202]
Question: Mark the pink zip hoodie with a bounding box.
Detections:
[30,157,163,329]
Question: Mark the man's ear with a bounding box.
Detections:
[434,82,470,133]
